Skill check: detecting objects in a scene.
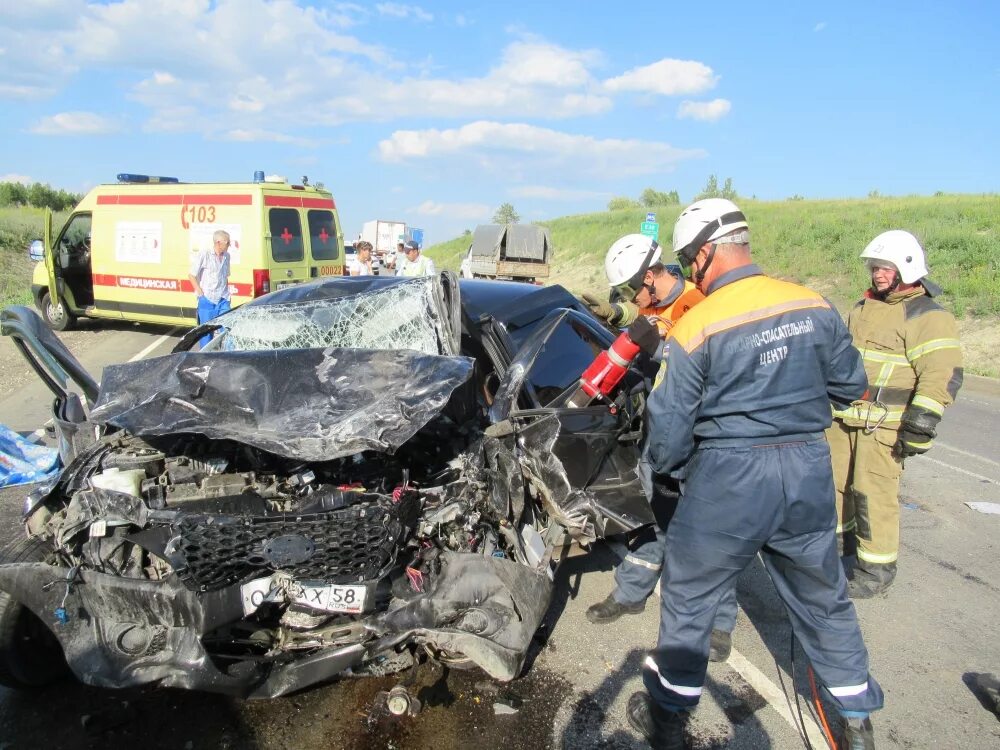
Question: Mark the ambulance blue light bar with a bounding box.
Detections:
[117,174,180,184]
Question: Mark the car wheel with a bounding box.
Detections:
[0,537,70,689]
[41,291,74,331]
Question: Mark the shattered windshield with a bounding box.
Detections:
[209,276,456,355]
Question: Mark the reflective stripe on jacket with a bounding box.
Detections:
[645,265,866,476]
[833,286,962,429]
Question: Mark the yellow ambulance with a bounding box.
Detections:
[30,173,346,330]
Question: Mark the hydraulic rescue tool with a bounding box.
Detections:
[568,329,642,408]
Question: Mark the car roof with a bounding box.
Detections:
[239,274,583,325]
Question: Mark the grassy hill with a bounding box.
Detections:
[0,207,70,308]
[426,194,999,318]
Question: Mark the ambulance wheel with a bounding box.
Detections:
[41,291,75,331]
[0,537,69,689]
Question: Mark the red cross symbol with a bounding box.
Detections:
[319,227,329,243]
[281,228,293,244]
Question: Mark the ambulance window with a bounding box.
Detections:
[57,214,93,269]
[268,209,304,262]
[308,210,339,260]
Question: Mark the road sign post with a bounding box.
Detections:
[640,221,659,242]
[646,212,656,223]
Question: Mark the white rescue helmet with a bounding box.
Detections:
[860,230,928,284]
[671,198,748,262]
[604,234,662,294]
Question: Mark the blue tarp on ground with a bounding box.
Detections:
[0,424,60,488]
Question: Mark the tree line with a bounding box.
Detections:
[0,181,83,212]
[608,175,739,211]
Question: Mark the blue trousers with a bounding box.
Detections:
[643,438,884,717]
[196,296,231,348]
[610,458,737,630]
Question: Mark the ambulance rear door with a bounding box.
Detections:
[305,198,343,278]
[264,196,311,290]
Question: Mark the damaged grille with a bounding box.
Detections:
[173,495,419,592]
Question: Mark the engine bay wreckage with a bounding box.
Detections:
[0,273,655,698]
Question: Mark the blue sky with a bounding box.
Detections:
[1,1,997,244]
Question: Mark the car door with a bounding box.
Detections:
[488,307,654,537]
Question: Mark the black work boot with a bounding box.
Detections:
[708,629,732,662]
[841,715,875,750]
[847,562,896,599]
[585,594,644,624]
[627,692,688,750]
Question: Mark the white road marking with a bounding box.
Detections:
[127,327,181,362]
[920,455,999,485]
[26,426,48,444]
[726,649,829,748]
[653,579,828,744]
[934,441,1000,470]
[24,327,181,444]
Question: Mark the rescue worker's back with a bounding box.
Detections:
[646,265,866,472]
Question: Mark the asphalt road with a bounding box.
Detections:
[0,323,998,749]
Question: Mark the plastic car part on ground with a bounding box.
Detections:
[0,424,60,487]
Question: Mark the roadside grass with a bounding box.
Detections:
[425,193,999,374]
[0,207,66,308]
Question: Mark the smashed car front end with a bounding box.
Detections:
[1,275,560,696]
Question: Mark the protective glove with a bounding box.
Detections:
[582,292,624,325]
[894,428,933,458]
[627,315,661,357]
[895,403,940,458]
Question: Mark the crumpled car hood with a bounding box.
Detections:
[89,347,474,461]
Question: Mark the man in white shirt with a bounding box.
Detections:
[188,229,232,346]
[348,241,374,276]
[395,240,436,277]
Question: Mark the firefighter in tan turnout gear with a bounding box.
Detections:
[829,230,963,599]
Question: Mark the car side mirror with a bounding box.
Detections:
[28,239,45,262]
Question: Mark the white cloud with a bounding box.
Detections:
[379,121,705,178]
[410,200,491,219]
[494,40,599,88]
[509,185,611,201]
[604,58,718,96]
[677,98,732,122]
[220,128,315,146]
[376,3,433,22]
[814,21,827,32]
[1,173,32,184]
[0,1,723,143]
[30,111,121,135]
[454,14,469,27]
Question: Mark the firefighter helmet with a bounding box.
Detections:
[604,234,662,298]
[671,198,748,263]
[860,230,928,284]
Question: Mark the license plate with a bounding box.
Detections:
[240,576,367,616]
[276,280,300,290]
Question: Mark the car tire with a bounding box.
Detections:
[41,290,75,331]
[0,537,70,689]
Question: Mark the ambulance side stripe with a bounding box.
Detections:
[96,194,253,205]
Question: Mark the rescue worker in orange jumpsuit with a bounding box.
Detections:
[829,230,963,598]
[582,234,736,663]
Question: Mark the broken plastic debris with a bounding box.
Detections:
[493,692,524,715]
[965,502,1000,515]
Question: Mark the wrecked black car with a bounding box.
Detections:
[0,273,654,698]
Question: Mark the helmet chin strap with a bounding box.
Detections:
[693,243,718,285]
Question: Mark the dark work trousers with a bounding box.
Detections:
[608,524,739,633]
[643,438,884,716]
[609,458,737,630]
